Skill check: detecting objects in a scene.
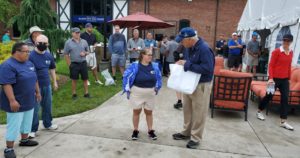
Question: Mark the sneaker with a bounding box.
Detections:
[172,133,189,140]
[28,132,36,139]
[131,130,139,140]
[174,102,183,109]
[256,112,265,121]
[45,124,58,130]
[84,93,91,98]
[19,139,38,146]
[186,140,199,149]
[4,148,16,158]
[87,81,91,86]
[280,122,294,131]
[148,130,158,140]
[72,94,77,100]
[95,80,103,85]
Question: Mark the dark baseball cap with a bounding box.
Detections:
[85,23,93,28]
[283,34,293,41]
[175,27,197,43]
[71,27,81,33]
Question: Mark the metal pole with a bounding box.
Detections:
[213,0,220,49]
[103,0,108,61]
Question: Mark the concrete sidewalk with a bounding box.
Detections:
[0,81,300,158]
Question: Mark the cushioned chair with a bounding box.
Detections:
[250,67,300,114]
[214,56,224,75]
[211,70,253,121]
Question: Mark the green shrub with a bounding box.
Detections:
[0,41,15,64]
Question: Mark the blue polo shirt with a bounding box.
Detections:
[29,50,56,87]
[144,39,157,48]
[133,63,157,88]
[228,39,242,55]
[184,38,215,83]
[0,57,37,112]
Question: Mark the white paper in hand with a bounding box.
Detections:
[167,64,201,94]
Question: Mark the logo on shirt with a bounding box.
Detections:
[45,60,51,65]
[29,67,35,71]
[150,71,155,75]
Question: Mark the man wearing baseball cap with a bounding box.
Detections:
[246,32,260,76]
[64,27,90,100]
[172,27,215,149]
[228,32,243,71]
[24,26,44,51]
[80,23,103,85]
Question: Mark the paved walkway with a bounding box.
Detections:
[1,81,300,158]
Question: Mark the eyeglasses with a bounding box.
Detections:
[17,50,30,54]
[145,54,153,56]
[37,42,48,45]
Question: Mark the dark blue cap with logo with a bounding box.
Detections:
[85,23,93,28]
[175,27,197,43]
[283,34,293,41]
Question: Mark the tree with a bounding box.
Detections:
[0,0,17,28]
[10,0,70,59]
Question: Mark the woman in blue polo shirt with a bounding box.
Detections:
[122,49,162,141]
[0,42,41,158]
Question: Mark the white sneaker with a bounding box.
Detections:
[256,112,265,121]
[87,81,91,86]
[28,132,36,139]
[45,124,58,130]
[95,80,103,85]
[280,122,294,131]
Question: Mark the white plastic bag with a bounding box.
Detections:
[101,69,116,86]
[167,64,201,94]
[86,52,97,69]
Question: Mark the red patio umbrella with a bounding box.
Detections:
[108,12,174,29]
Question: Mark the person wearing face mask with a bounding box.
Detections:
[28,35,59,139]
[108,25,127,81]
[24,26,44,51]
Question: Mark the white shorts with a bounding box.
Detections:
[129,86,156,110]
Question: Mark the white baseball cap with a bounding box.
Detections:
[29,26,44,34]
[232,32,238,36]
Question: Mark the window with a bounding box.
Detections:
[179,19,190,30]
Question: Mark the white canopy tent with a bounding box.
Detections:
[238,0,300,66]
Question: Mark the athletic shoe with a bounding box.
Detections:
[172,133,189,140]
[148,130,157,140]
[256,112,265,121]
[174,102,183,109]
[4,148,16,158]
[280,122,294,131]
[131,130,139,140]
[95,80,103,85]
[186,140,199,149]
[28,132,36,139]
[19,139,38,146]
[45,124,58,130]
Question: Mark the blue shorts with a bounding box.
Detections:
[6,108,34,141]
[111,54,126,67]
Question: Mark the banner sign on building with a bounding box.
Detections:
[72,16,111,23]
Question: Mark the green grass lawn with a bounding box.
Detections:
[0,59,122,124]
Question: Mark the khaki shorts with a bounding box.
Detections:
[246,53,258,66]
[129,86,156,110]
